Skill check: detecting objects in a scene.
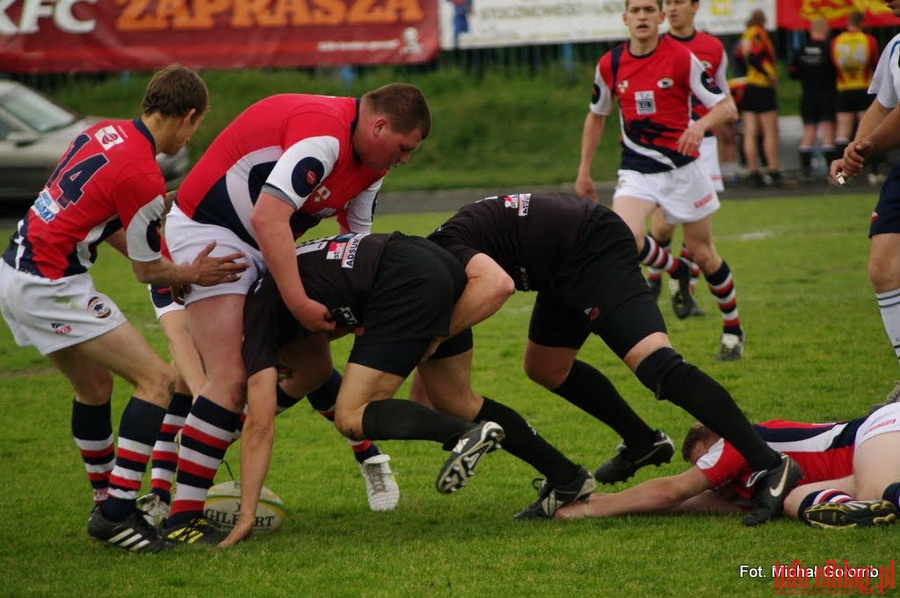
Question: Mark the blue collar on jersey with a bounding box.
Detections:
[132,117,157,154]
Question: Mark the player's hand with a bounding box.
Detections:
[218,515,254,547]
[574,175,599,203]
[292,298,337,333]
[190,241,249,286]
[829,159,849,185]
[677,126,703,156]
[841,139,871,178]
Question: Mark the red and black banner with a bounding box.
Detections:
[0,0,439,74]
[777,0,900,31]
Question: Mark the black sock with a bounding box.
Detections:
[551,360,656,447]
[306,368,342,412]
[361,398,470,444]
[883,482,900,509]
[659,363,780,472]
[475,397,580,485]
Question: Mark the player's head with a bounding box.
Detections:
[848,10,865,28]
[625,0,662,10]
[809,16,829,39]
[623,0,665,39]
[746,8,766,28]
[142,64,208,155]
[681,422,720,464]
[664,0,699,33]
[142,64,208,124]
[356,83,431,171]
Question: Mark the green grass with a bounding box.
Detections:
[1,193,897,597]
[45,65,803,194]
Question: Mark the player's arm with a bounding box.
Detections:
[252,193,335,333]
[448,253,515,337]
[832,99,892,180]
[673,489,743,514]
[219,366,278,547]
[575,62,612,202]
[681,56,738,154]
[576,112,606,202]
[105,229,128,257]
[555,466,711,519]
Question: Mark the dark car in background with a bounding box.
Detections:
[0,80,189,205]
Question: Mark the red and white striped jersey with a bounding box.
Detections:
[589,35,726,173]
[665,30,728,125]
[697,418,862,502]
[3,118,165,279]
[176,94,387,247]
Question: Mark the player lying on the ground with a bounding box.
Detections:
[555,401,900,528]
[220,231,596,546]
[419,192,799,526]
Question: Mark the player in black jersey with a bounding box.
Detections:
[220,232,595,544]
[423,192,801,526]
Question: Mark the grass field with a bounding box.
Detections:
[1,193,898,597]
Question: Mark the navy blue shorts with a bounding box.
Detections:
[870,163,900,237]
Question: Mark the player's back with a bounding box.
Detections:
[3,118,162,279]
[832,31,878,91]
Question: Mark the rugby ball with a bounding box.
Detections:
[204,480,285,534]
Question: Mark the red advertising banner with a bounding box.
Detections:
[777,0,900,30]
[0,0,439,74]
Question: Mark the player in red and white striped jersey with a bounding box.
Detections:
[0,65,247,553]
[556,402,900,528]
[160,84,431,544]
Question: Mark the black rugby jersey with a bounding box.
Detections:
[427,193,596,291]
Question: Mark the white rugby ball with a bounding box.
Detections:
[204,480,285,534]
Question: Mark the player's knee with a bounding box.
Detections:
[634,347,685,397]
[523,357,568,389]
[868,253,900,292]
[333,406,360,440]
[135,362,176,406]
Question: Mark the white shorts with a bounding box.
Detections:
[613,160,720,225]
[855,402,900,448]
[0,260,127,355]
[699,136,724,192]
[148,285,184,320]
[164,204,266,305]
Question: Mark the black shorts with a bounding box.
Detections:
[348,237,467,377]
[527,208,667,359]
[742,85,778,113]
[836,90,873,114]
[870,163,900,237]
[800,92,835,125]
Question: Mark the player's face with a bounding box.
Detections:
[664,0,697,30]
[624,0,664,41]
[160,111,206,155]
[365,123,423,171]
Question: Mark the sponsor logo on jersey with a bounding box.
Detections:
[700,72,719,94]
[657,78,674,89]
[517,193,531,216]
[583,306,600,322]
[636,91,656,115]
[503,195,518,209]
[617,79,629,95]
[31,189,60,223]
[292,157,325,197]
[693,193,713,209]
[94,125,124,150]
[88,296,112,318]
[341,235,363,268]
[51,322,72,335]
[326,241,346,260]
